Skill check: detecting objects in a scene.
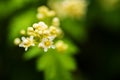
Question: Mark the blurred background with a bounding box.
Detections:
[0,0,120,80]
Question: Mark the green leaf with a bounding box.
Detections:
[36,50,75,80]
[44,60,56,80]
[23,47,42,60]
[8,9,37,45]
[36,53,54,71]
[57,54,76,71]
[44,66,72,80]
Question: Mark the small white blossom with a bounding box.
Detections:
[27,27,34,35]
[37,13,44,20]
[33,23,40,29]
[52,17,60,27]
[33,22,48,31]
[38,21,48,30]
[14,38,21,45]
[49,26,62,38]
[37,6,49,14]
[43,30,50,38]
[38,37,55,52]
[19,36,35,51]
[55,40,68,52]
[27,27,34,32]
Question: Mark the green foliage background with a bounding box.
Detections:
[0,0,120,80]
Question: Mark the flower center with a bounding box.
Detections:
[45,41,51,46]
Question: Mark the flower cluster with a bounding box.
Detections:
[37,6,56,20]
[14,6,65,52]
[48,0,87,19]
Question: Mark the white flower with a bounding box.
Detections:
[27,27,34,32]
[43,30,50,38]
[55,40,68,52]
[38,21,48,30]
[33,22,48,31]
[49,26,62,38]
[52,17,60,27]
[32,22,48,37]
[19,36,35,51]
[27,27,34,35]
[33,23,40,29]
[37,6,49,14]
[37,13,44,20]
[14,38,21,45]
[38,37,55,52]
